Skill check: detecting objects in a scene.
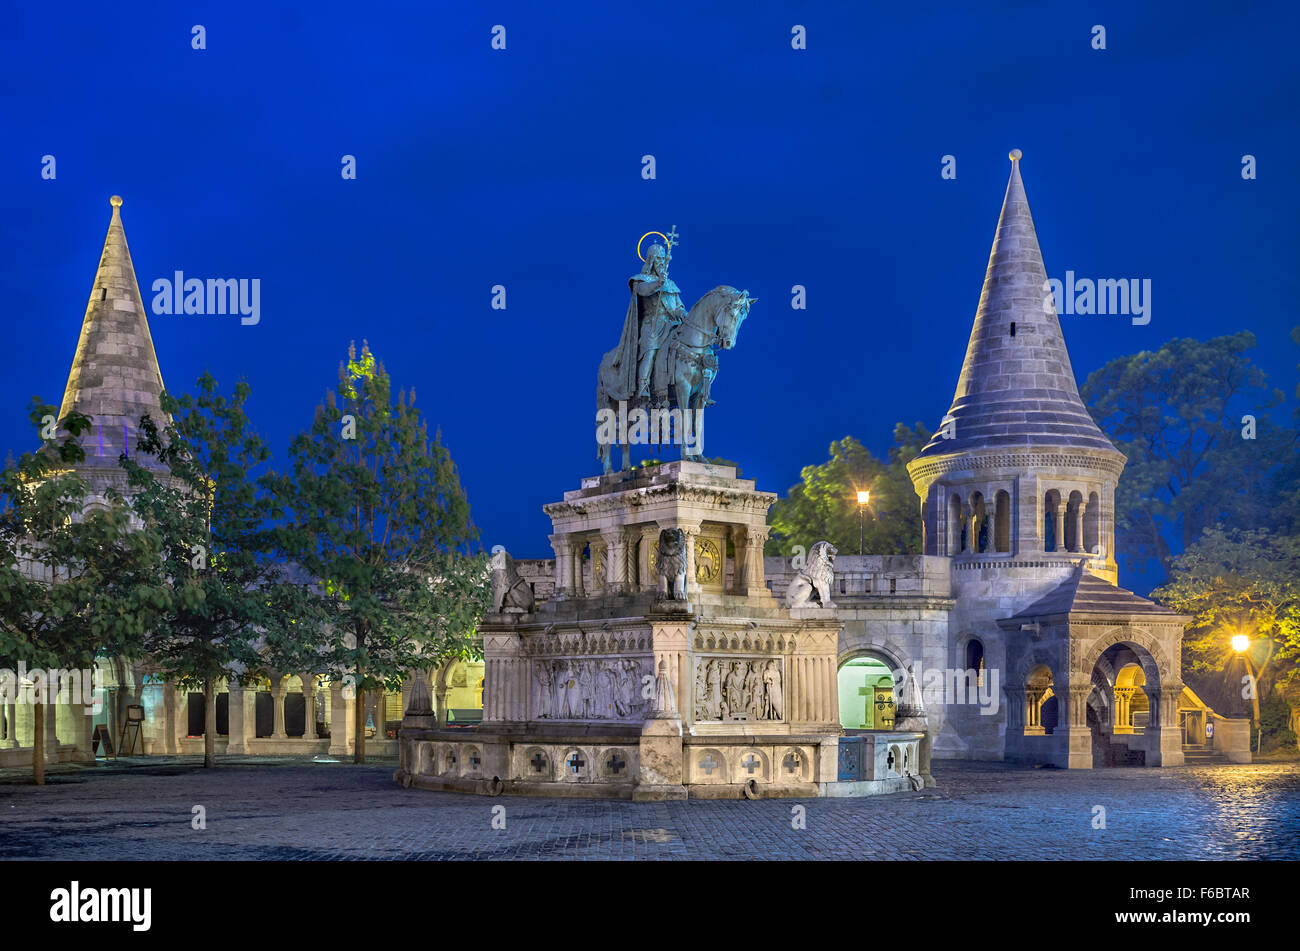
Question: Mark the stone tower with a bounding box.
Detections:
[906,151,1125,581]
[906,152,1141,766]
[58,196,168,498]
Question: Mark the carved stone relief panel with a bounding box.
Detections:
[693,657,784,722]
[532,657,649,721]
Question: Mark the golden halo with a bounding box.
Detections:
[637,231,670,262]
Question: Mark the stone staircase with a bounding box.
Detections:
[1182,745,1232,766]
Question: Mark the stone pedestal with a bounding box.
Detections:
[398,461,858,798]
[634,716,686,801]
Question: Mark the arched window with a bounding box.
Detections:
[994,490,1011,553]
[1065,491,1084,552]
[971,492,987,553]
[1083,492,1100,554]
[1025,664,1054,735]
[965,639,985,687]
[1043,489,1061,552]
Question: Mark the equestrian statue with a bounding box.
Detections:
[596,226,755,473]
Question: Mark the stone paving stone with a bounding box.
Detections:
[0,759,1297,860]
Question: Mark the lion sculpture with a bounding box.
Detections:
[655,528,689,601]
[785,540,837,608]
[490,548,535,612]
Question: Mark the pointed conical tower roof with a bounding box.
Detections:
[913,151,1119,460]
[58,196,166,466]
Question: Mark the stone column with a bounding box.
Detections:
[639,526,659,591]
[1024,688,1044,734]
[570,541,586,598]
[271,679,286,739]
[302,675,318,740]
[549,533,571,599]
[966,506,979,554]
[1069,686,1090,728]
[680,522,701,597]
[1069,503,1084,552]
[1051,503,1065,553]
[729,526,750,594]
[434,666,449,727]
[162,683,178,753]
[819,657,833,725]
[78,706,94,761]
[226,685,247,754]
[45,698,60,762]
[328,684,352,756]
[4,702,17,748]
[601,528,628,594]
[744,529,769,596]
[1113,687,1134,734]
[1154,685,1185,766]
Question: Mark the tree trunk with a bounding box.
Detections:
[204,679,216,768]
[33,702,45,786]
[354,685,366,764]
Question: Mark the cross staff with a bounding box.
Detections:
[665,224,679,265]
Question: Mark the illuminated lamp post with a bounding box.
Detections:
[856,490,870,556]
[1232,631,1275,754]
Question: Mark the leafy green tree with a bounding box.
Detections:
[272,343,489,763]
[766,423,930,557]
[0,402,162,784]
[1152,527,1300,729]
[124,374,305,768]
[1082,332,1294,582]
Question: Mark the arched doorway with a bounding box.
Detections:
[1086,640,1164,767]
[837,656,896,731]
[1024,664,1054,735]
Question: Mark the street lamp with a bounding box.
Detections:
[856,490,870,556]
[1232,630,1274,754]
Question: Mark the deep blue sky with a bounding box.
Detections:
[4,2,1298,590]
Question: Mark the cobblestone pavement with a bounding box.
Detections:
[1,758,1297,860]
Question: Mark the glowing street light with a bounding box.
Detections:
[1230,627,1273,754]
[856,490,870,556]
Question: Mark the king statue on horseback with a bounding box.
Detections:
[596,226,755,473]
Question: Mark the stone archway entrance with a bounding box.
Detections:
[837,656,897,730]
[1086,641,1166,767]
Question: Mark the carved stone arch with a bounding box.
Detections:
[732,747,770,782]
[1080,626,1169,684]
[1086,679,1109,712]
[838,639,911,675]
[1011,645,1061,687]
[1092,651,1119,687]
[433,659,455,693]
[956,631,987,668]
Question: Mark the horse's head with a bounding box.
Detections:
[716,288,756,349]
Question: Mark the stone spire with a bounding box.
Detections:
[913,151,1119,460]
[58,196,166,465]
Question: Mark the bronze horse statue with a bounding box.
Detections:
[597,285,754,473]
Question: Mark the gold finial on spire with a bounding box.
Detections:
[1008,149,1022,162]
[110,195,123,208]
